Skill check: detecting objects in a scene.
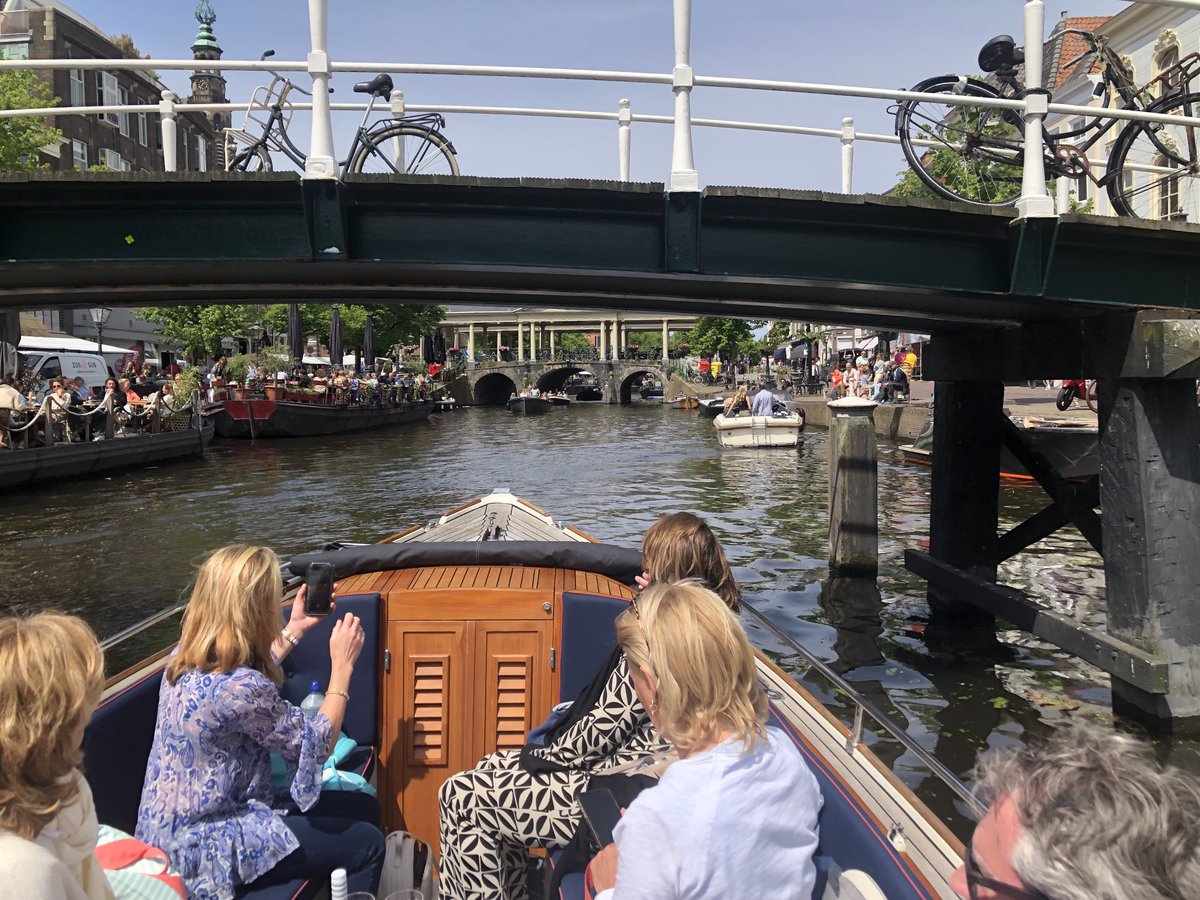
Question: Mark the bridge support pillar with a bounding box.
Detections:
[467,323,475,364]
[1101,377,1200,727]
[662,320,669,362]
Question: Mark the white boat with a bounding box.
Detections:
[714,410,806,448]
[83,490,963,900]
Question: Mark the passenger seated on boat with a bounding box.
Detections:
[438,513,739,900]
[950,724,1200,900]
[135,545,385,898]
[0,613,115,900]
[750,384,774,416]
[723,386,748,416]
[588,581,821,899]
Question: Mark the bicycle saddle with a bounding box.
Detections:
[978,35,1022,73]
[353,73,394,99]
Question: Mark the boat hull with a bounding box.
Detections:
[0,419,214,490]
[902,415,1099,481]
[573,387,603,402]
[508,397,553,415]
[670,395,699,410]
[714,413,805,448]
[698,398,726,417]
[211,399,432,439]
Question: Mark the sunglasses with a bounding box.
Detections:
[964,837,1048,900]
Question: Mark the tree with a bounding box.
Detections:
[0,70,61,171]
[260,303,445,357]
[556,332,593,353]
[136,305,253,360]
[684,317,763,362]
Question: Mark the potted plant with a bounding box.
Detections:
[225,355,252,398]
[255,345,293,401]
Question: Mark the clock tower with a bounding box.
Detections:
[189,1,229,167]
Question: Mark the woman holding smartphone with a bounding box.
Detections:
[135,544,384,898]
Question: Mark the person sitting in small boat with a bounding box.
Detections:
[135,545,385,898]
[750,384,775,416]
[0,613,113,900]
[950,723,1200,900]
[723,386,749,416]
[438,512,740,900]
[588,581,821,899]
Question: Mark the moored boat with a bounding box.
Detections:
[211,397,433,439]
[573,386,603,402]
[698,396,726,417]
[83,489,965,899]
[714,410,806,448]
[639,386,665,401]
[508,395,553,415]
[670,394,699,409]
[901,414,1099,481]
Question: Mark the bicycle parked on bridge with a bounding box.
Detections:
[895,29,1200,219]
[225,51,460,176]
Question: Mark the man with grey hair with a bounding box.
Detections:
[951,724,1200,900]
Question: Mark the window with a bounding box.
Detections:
[1075,175,1088,203]
[97,71,119,125]
[137,112,148,147]
[69,68,85,106]
[0,41,28,60]
[181,132,189,171]
[71,139,87,170]
[118,86,130,137]
[100,148,128,171]
[196,134,207,172]
[1156,155,1182,220]
[39,357,63,381]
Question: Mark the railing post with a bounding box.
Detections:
[1016,0,1056,218]
[1055,175,1070,213]
[159,90,178,172]
[104,391,115,440]
[305,0,337,179]
[669,0,699,192]
[618,98,632,182]
[840,116,855,194]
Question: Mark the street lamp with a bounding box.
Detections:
[247,322,264,354]
[88,307,112,355]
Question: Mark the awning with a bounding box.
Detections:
[859,336,879,351]
[19,335,134,355]
[899,332,931,345]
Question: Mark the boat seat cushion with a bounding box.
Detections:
[235,877,319,899]
[559,592,630,703]
[279,592,382,747]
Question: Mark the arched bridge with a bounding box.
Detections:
[452,361,674,405]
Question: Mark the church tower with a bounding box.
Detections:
[189,1,229,168]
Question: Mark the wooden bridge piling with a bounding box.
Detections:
[827,397,879,575]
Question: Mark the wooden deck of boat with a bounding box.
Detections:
[337,565,632,600]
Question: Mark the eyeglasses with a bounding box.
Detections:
[964,838,1049,900]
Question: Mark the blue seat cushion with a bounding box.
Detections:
[236,878,319,899]
[559,592,629,703]
[280,593,381,747]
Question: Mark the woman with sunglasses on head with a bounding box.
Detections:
[438,513,739,900]
[588,581,821,899]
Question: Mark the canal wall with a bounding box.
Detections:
[795,396,929,441]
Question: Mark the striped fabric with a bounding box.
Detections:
[95,825,184,900]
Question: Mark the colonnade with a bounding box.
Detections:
[449,318,678,364]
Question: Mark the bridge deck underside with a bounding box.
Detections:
[2,173,1198,332]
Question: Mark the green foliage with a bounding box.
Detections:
[894,102,1023,204]
[224,354,252,386]
[136,305,253,360]
[255,344,293,377]
[0,70,61,171]
[555,332,593,353]
[684,317,763,360]
[259,303,445,357]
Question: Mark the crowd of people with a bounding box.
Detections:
[2,513,1199,899]
[208,356,438,407]
[823,346,916,403]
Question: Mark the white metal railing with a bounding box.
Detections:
[0,0,1193,216]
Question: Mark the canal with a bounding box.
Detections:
[2,402,1191,834]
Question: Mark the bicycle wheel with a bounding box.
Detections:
[1107,92,1200,220]
[228,145,272,173]
[349,124,460,176]
[896,76,1030,206]
[1085,379,1099,413]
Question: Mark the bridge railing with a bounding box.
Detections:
[0,0,1195,214]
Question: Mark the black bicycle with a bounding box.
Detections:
[227,51,459,177]
[895,30,1200,219]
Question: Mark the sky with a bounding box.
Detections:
[58,0,1133,193]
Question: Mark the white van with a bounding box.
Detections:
[18,350,114,399]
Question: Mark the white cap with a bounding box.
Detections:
[330,868,348,900]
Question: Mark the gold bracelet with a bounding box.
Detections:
[327,689,350,702]
[280,628,300,647]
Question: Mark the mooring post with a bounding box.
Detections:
[927,380,1004,623]
[1100,377,1200,725]
[828,396,879,574]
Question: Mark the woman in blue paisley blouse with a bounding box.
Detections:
[135,545,384,899]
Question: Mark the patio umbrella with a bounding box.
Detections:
[287,303,303,363]
[363,313,375,369]
[0,311,18,379]
[329,306,343,370]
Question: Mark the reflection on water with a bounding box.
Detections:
[3,402,1194,833]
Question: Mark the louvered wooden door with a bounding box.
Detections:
[476,621,552,758]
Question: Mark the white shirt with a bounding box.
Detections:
[597,727,821,900]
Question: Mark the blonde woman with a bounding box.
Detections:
[135,545,383,898]
[722,386,749,416]
[0,613,113,900]
[590,582,821,899]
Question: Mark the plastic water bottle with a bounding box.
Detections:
[330,867,348,900]
[300,681,324,719]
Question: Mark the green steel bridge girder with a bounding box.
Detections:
[3,172,1200,338]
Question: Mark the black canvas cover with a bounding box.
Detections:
[287,540,643,586]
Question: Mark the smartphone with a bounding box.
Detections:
[304,562,335,616]
[577,788,622,846]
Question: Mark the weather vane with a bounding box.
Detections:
[196,1,216,27]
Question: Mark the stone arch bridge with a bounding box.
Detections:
[449,361,675,405]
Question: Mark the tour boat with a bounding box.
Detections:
[714,409,807,448]
[211,396,434,439]
[572,386,604,402]
[508,395,553,415]
[545,392,573,406]
[900,414,1099,481]
[0,417,214,490]
[83,490,965,900]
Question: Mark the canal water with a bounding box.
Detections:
[2,402,1191,835]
